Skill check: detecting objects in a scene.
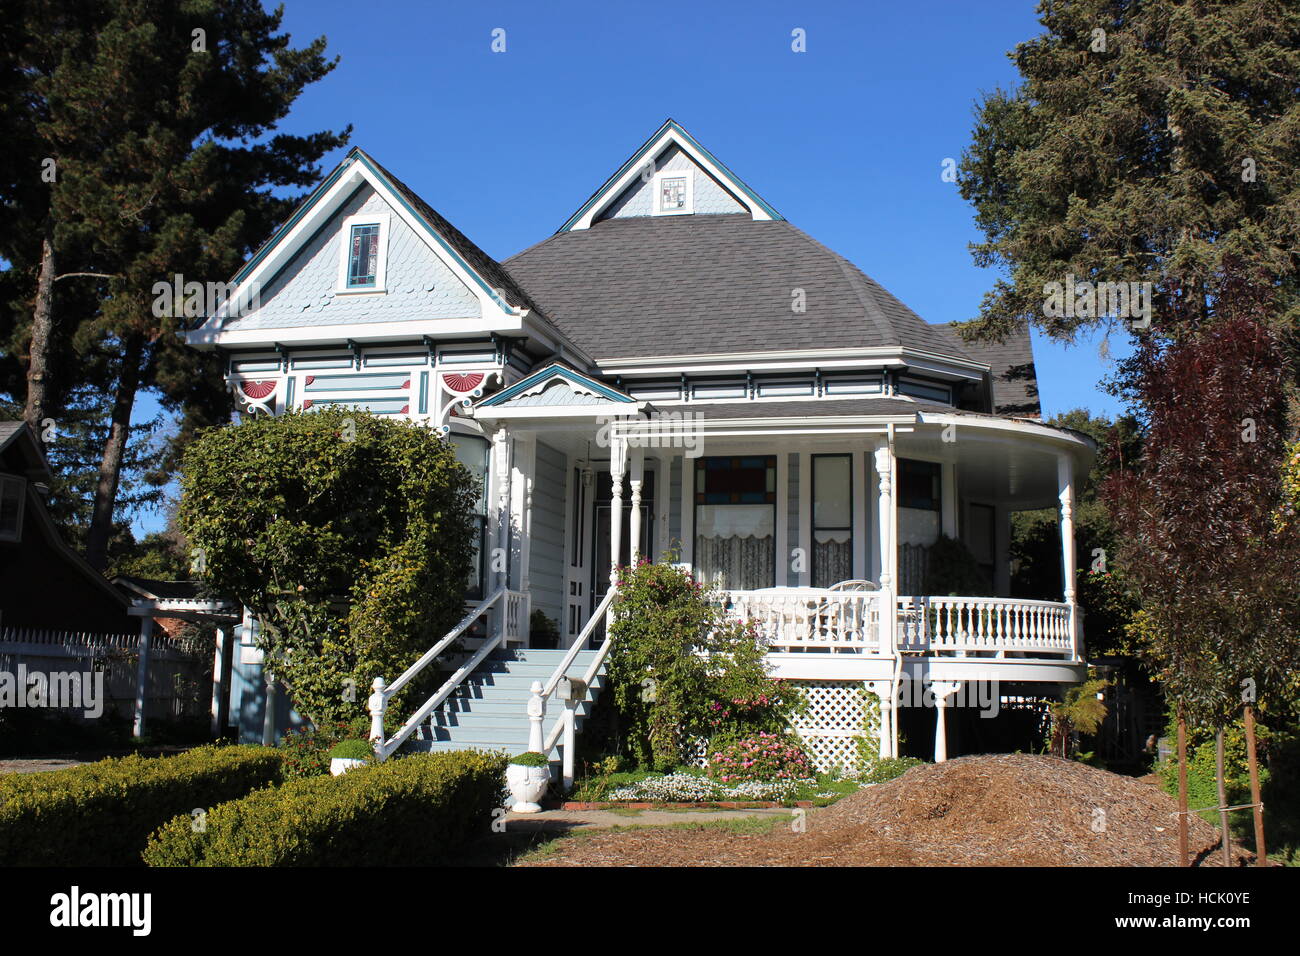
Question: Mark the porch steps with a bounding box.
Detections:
[409,647,602,754]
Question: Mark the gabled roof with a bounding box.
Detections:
[358,150,544,316]
[506,215,968,362]
[0,420,53,480]
[194,147,546,338]
[559,119,782,232]
[477,362,638,410]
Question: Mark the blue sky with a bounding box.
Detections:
[133,0,1133,533]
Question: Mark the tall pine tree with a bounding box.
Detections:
[958,0,1300,343]
[2,0,350,568]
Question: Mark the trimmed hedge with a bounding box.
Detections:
[143,750,508,866]
[0,745,283,866]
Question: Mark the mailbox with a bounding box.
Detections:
[557,676,587,701]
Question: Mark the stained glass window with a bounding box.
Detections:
[347,224,380,288]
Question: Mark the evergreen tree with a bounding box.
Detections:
[1,0,350,568]
[959,0,1300,343]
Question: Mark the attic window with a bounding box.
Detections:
[337,212,389,292]
[0,473,25,543]
[653,170,693,216]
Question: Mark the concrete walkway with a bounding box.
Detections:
[503,805,796,832]
[0,757,89,775]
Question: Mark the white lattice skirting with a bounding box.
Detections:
[687,681,881,773]
[788,680,879,773]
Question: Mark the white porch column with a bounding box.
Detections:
[629,447,644,561]
[210,625,231,738]
[492,428,513,594]
[932,681,960,762]
[608,434,626,586]
[1057,454,1079,655]
[874,443,897,656]
[875,683,896,760]
[514,435,536,599]
[655,453,672,561]
[132,607,154,739]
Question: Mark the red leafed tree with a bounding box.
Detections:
[1103,270,1300,863]
[1103,274,1300,725]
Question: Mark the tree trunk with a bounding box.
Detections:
[1215,727,1232,866]
[1244,705,1267,866]
[1177,713,1189,866]
[85,332,144,571]
[23,223,56,442]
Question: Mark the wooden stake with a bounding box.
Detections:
[1243,705,1267,866]
[1177,713,1189,867]
[1215,728,1232,867]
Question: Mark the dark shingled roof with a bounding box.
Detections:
[359,150,546,317]
[933,323,1040,418]
[506,215,967,361]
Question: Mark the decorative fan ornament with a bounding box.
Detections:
[442,372,485,394]
[239,380,276,400]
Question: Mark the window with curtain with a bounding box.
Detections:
[694,456,775,590]
[812,454,852,588]
[451,434,489,598]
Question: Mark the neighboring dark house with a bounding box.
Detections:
[0,421,132,632]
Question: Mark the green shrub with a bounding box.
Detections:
[509,751,549,767]
[607,559,804,771]
[143,750,507,866]
[0,744,283,866]
[859,756,925,784]
[276,718,370,779]
[328,739,375,760]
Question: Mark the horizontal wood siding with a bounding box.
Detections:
[529,441,566,630]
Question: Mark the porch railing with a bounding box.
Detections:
[527,589,619,789]
[717,588,883,653]
[369,586,529,760]
[896,595,1075,657]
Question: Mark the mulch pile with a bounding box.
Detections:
[518,753,1255,867]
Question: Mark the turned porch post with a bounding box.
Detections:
[932,681,960,762]
[874,442,897,648]
[1057,454,1079,657]
[608,434,629,634]
[629,447,644,562]
[492,427,513,596]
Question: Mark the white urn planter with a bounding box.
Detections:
[330,757,368,776]
[506,760,550,812]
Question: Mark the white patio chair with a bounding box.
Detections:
[828,579,878,592]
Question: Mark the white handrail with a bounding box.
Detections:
[386,588,505,697]
[369,587,507,760]
[537,589,618,757]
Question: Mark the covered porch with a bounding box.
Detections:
[465,376,1093,764]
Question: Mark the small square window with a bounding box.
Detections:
[652,170,693,216]
[347,224,380,288]
[659,177,687,211]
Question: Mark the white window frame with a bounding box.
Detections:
[336,212,391,294]
[652,169,693,216]
[0,473,26,543]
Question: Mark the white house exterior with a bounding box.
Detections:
[185,120,1094,772]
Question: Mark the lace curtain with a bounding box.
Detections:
[695,534,775,590]
[812,538,852,588]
